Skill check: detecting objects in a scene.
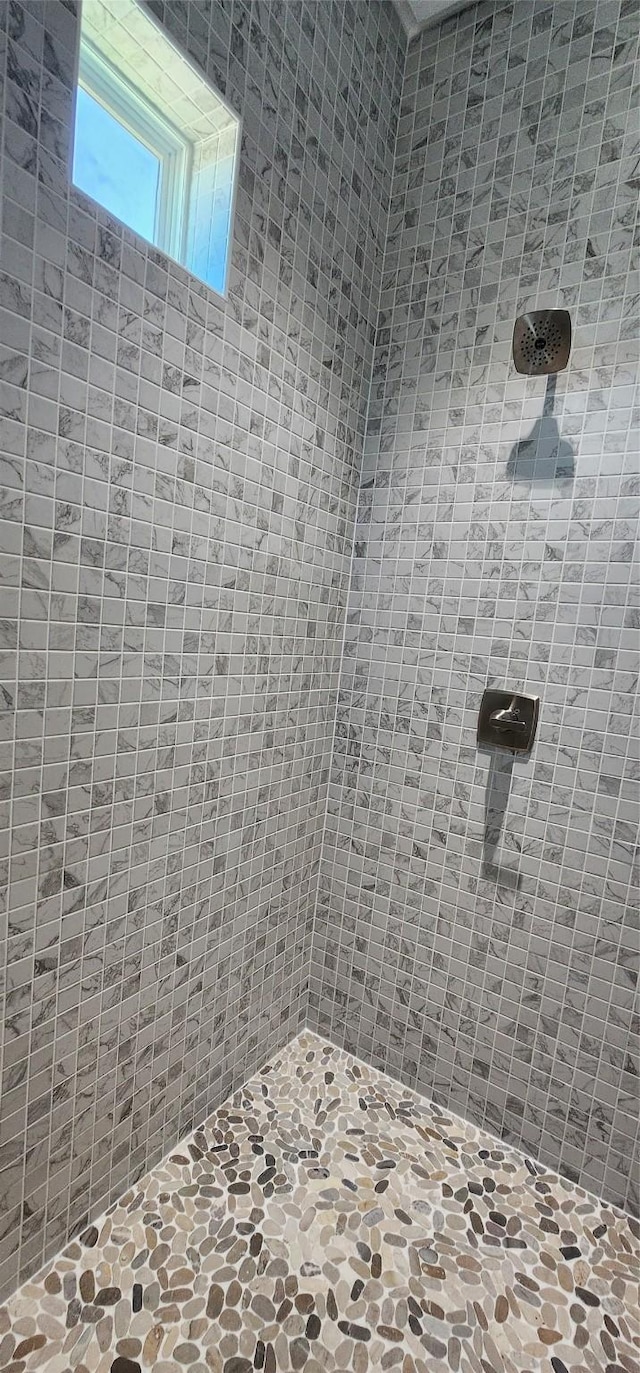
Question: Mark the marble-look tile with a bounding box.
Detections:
[313,0,640,1220]
[0,0,406,1300]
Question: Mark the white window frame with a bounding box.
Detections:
[75,40,191,260]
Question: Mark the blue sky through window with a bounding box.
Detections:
[73,86,160,242]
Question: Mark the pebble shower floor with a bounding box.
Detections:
[1,1032,637,1373]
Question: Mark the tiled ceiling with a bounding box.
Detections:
[393,0,473,37]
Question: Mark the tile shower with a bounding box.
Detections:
[0,0,637,1364]
[314,0,639,1214]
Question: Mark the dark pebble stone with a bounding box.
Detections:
[489,1212,507,1227]
[422,1335,447,1359]
[81,1304,103,1325]
[66,1299,82,1329]
[374,1179,389,1193]
[110,1360,141,1373]
[223,1361,252,1373]
[226,1280,242,1307]
[174,1345,199,1364]
[14,1336,46,1359]
[96,1288,120,1306]
[250,1233,263,1256]
[371,1253,382,1278]
[290,1337,309,1369]
[551,1361,569,1373]
[408,1315,422,1337]
[258,1167,276,1185]
[327,1290,338,1321]
[601,1331,617,1361]
[351,1280,364,1301]
[337,1322,371,1342]
[79,1271,95,1302]
[206,1283,224,1319]
[576,1286,599,1307]
[356,1241,371,1262]
[161,1288,191,1303]
[560,1246,581,1260]
[306,1314,321,1341]
[593,1223,607,1238]
[254,1341,265,1369]
[604,1315,620,1337]
[132,1284,142,1313]
[81,1226,99,1247]
[516,1274,539,1293]
[478,1150,489,1159]
[377,1325,403,1342]
[468,1182,483,1196]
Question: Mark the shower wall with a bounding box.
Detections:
[313,0,639,1214]
[0,0,405,1296]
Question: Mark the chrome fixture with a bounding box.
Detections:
[477,689,539,754]
[512,309,571,375]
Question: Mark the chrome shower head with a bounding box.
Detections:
[512,309,571,376]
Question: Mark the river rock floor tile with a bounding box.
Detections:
[1,1031,638,1372]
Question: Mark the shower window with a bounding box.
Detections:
[72,0,241,298]
[73,45,189,258]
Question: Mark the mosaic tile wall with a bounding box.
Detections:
[313,0,639,1217]
[0,0,405,1298]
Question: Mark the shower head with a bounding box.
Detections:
[512,309,571,376]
